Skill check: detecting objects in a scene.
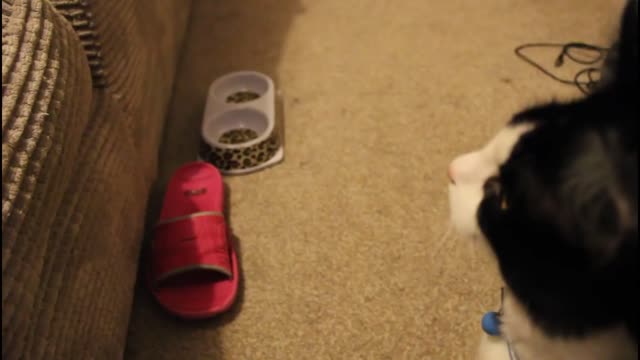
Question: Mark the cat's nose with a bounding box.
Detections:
[447,163,456,185]
[483,176,501,196]
[448,151,488,185]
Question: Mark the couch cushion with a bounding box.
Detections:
[77,0,194,182]
[2,0,94,357]
[2,0,192,358]
[48,0,108,87]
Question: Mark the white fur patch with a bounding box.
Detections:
[476,333,511,360]
[447,123,533,237]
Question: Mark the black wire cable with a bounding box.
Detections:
[514,42,609,94]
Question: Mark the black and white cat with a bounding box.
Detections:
[447,1,637,359]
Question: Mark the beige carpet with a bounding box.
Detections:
[126,0,626,358]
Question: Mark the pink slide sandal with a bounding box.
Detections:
[148,161,239,319]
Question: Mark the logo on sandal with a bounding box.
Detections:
[184,188,207,196]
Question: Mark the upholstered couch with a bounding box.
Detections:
[2,0,192,358]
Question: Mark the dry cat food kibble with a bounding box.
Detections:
[218,128,259,144]
[226,91,260,104]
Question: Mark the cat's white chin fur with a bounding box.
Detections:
[476,334,512,360]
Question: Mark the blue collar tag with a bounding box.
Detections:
[481,311,502,336]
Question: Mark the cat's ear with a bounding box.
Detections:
[572,185,636,265]
[560,135,637,264]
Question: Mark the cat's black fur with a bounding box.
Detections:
[478,0,637,340]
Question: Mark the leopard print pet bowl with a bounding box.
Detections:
[199,71,283,175]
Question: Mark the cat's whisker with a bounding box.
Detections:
[468,234,480,263]
[429,223,453,260]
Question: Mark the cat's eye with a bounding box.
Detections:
[484,176,509,211]
[483,176,501,196]
[500,196,509,210]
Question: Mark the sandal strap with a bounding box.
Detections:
[155,211,224,227]
[151,215,231,287]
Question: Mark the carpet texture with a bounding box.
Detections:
[126,0,626,358]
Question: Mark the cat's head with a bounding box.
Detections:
[448,0,637,339]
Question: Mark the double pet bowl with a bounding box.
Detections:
[199,71,284,175]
